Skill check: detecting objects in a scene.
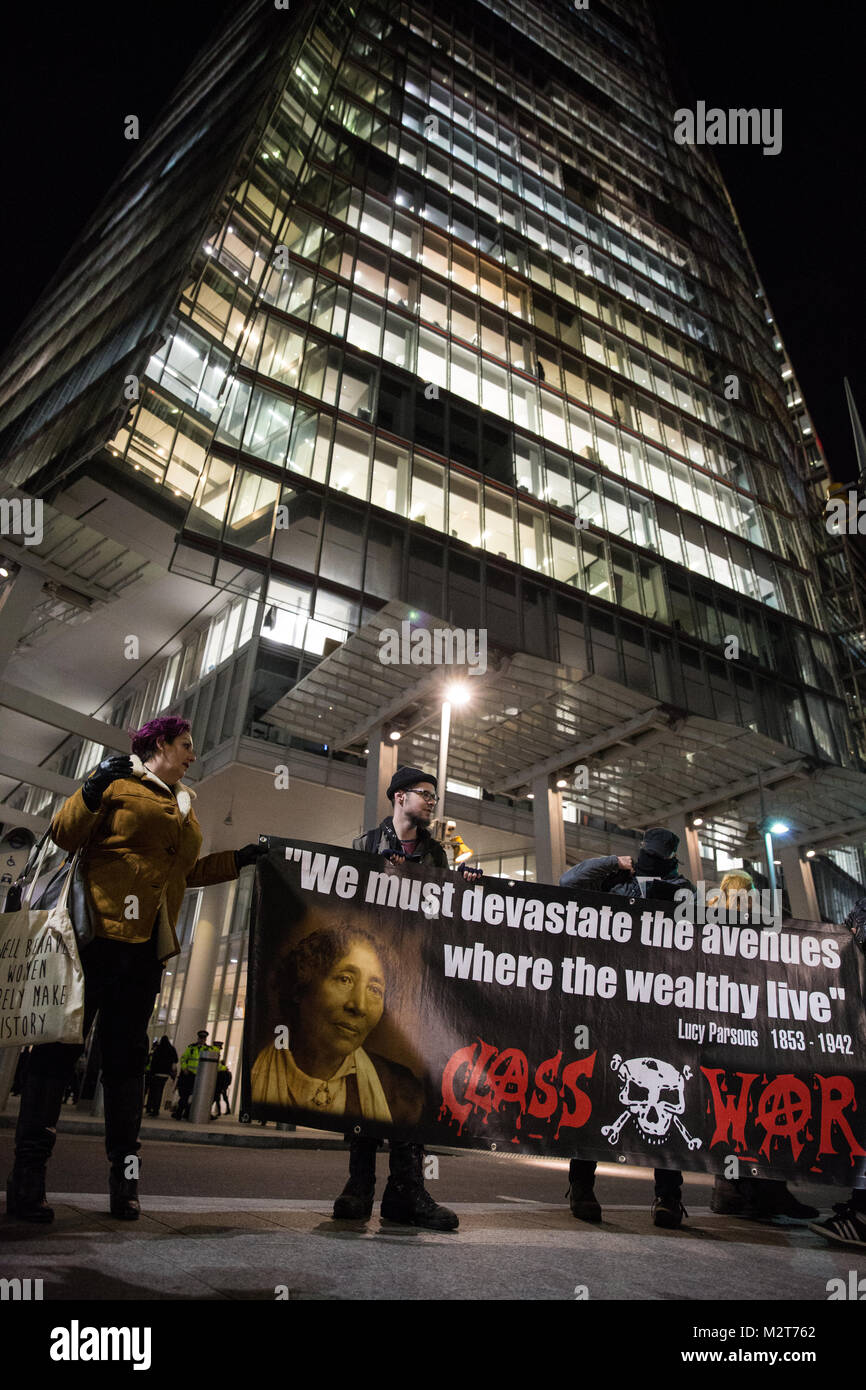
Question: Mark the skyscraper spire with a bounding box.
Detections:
[844,377,866,488]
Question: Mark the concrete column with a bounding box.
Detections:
[532,775,566,885]
[0,566,44,678]
[669,816,703,888]
[777,844,821,920]
[364,724,398,830]
[173,881,234,1053]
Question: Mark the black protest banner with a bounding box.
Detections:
[242,839,866,1185]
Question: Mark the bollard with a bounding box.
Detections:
[189,1051,219,1125]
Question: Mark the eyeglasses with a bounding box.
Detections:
[408,789,438,804]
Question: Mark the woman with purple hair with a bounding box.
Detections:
[6,715,265,1224]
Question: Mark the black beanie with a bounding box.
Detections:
[642,827,679,858]
[386,766,438,802]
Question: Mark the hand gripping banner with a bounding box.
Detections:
[242,839,866,1186]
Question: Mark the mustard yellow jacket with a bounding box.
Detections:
[50,770,238,961]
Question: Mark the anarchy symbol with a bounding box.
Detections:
[755,1078,811,1162]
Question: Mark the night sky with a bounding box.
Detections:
[0,1,861,480]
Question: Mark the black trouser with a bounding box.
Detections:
[570,1158,682,1198]
[16,934,163,1165]
[174,1072,195,1118]
[146,1074,169,1115]
[346,1136,424,1187]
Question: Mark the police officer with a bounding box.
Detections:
[174,1030,212,1120]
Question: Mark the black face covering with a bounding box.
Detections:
[635,848,677,879]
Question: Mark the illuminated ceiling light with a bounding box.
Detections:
[805,849,816,858]
[555,778,568,789]
[693,816,704,827]
[769,821,790,835]
[389,729,402,740]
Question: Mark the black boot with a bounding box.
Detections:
[109,1157,141,1220]
[333,1137,377,1219]
[6,1165,54,1223]
[766,1184,819,1220]
[104,1075,145,1220]
[652,1190,687,1228]
[6,1073,66,1223]
[381,1143,459,1231]
[566,1159,601,1222]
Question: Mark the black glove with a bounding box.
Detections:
[235,843,268,870]
[459,864,483,882]
[82,755,134,811]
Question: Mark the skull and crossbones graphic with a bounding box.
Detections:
[601,1054,702,1150]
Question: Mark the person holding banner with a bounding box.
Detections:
[708,871,819,1223]
[560,829,695,1228]
[809,895,866,1247]
[328,765,472,1230]
[5,715,264,1224]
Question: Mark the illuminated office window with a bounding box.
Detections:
[449,473,481,546]
[372,438,410,515]
[483,487,516,560]
[410,456,446,530]
[330,421,371,496]
[581,534,611,601]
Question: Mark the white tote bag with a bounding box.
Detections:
[0,837,85,1048]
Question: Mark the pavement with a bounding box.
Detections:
[0,1098,345,1150]
[2,1101,865,1311]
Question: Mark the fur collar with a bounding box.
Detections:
[129,753,195,820]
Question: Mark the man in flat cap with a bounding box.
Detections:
[356,766,450,869]
[332,767,479,1231]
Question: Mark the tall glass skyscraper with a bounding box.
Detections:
[2,0,865,1071]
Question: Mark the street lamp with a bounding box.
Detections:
[762,819,790,899]
[437,683,472,813]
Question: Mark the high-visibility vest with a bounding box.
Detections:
[180,1043,216,1074]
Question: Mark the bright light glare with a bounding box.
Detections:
[446,684,471,706]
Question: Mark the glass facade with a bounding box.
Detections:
[98,0,853,771]
[4,0,864,1075]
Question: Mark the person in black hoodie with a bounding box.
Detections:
[145,1036,178,1116]
[559,827,694,903]
[559,828,696,1230]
